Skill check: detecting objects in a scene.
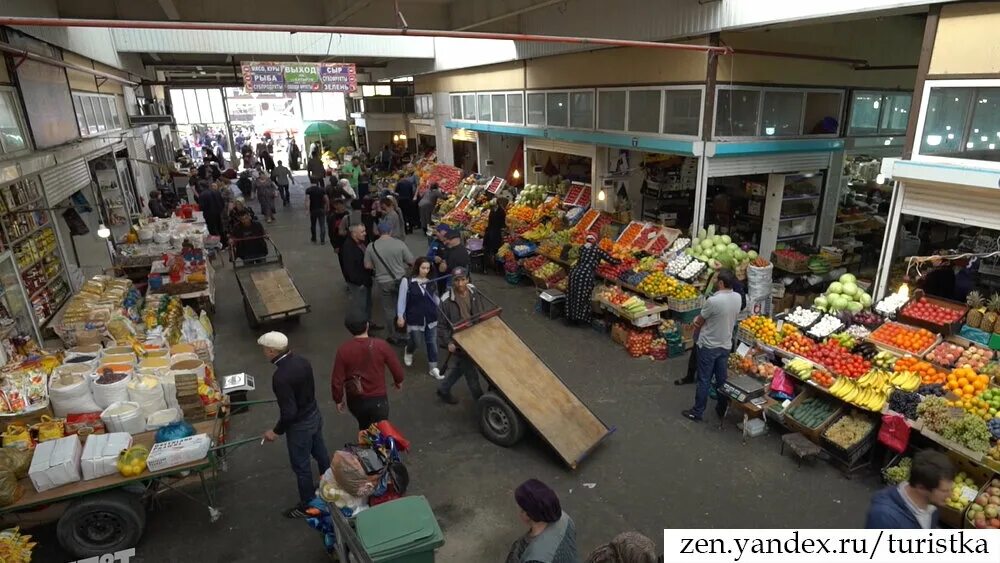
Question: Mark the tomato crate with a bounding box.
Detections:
[897,294,970,336]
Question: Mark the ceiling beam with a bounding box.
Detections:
[327,0,373,25]
[454,0,566,32]
[157,0,181,20]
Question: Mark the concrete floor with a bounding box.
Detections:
[33,175,880,562]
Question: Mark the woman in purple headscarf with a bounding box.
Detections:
[505,479,577,563]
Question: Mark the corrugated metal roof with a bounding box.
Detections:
[110,28,434,59]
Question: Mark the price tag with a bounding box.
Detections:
[736,342,751,357]
[776,319,784,333]
[960,486,979,503]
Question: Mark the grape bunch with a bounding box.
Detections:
[916,383,946,397]
[941,413,993,453]
[916,396,952,433]
[888,390,921,420]
[883,457,912,485]
[989,418,1000,440]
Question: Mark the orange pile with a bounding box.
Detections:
[945,366,991,402]
[870,323,937,355]
[894,356,946,385]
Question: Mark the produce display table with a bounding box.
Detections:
[595,296,670,328]
[149,259,216,311]
[780,433,823,467]
[722,396,776,443]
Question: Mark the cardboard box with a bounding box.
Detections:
[29,436,82,492]
[146,433,211,472]
[80,432,132,481]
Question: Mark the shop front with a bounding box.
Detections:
[451,127,479,175]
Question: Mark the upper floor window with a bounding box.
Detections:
[917,83,1000,162]
[714,86,843,139]
[848,90,912,136]
[0,88,29,155]
[73,92,123,137]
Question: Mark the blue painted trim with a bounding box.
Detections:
[894,159,1000,175]
[445,121,698,156]
[711,138,844,156]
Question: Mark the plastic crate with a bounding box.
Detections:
[820,412,879,465]
[673,308,701,324]
[668,294,705,312]
[504,272,523,285]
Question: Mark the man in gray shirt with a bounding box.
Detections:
[364,219,414,345]
[271,160,293,207]
[682,269,743,422]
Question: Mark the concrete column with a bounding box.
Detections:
[432,92,454,166]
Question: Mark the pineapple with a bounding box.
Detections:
[985,293,1000,334]
[966,290,985,328]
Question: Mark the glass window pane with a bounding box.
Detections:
[527,93,545,126]
[478,94,491,121]
[880,93,911,135]
[209,90,226,123]
[0,92,26,152]
[570,91,594,129]
[71,95,86,136]
[761,91,803,136]
[183,90,201,123]
[375,85,391,96]
[404,97,415,113]
[109,97,122,129]
[715,89,760,137]
[451,96,461,119]
[546,93,568,127]
[99,97,113,130]
[82,97,98,135]
[848,91,881,136]
[920,87,973,155]
[383,98,402,113]
[196,90,213,123]
[169,89,189,124]
[803,92,842,135]
[628,90,661,133]
[362,85,376,97]
[507,93,523,124]
[367,98,384,113]
[662,89,701,135]
[492,94,507,123]
[598,90,626,131]
[461,94,476,120]
[965,88,1000,161]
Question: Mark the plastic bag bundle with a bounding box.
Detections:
[126,375,167,418]
[746,264,774,300]
[0,448,32,478]
[145,408,181,431]
[154,420,194,444]
[155,371,179,410]
[0,470,22,507]
[331,450,377,497]
[90,369,133,410]
[49,365,101,417]
[100,401,145,435]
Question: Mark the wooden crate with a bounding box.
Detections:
[898,294,969,337]
[783,389,844,444]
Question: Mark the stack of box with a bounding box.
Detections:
[174,372,204,421]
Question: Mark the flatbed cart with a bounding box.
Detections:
[0,400,264,559]
[230,235,310,328]
[440,289,614,469]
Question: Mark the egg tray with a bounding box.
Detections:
[676,260,707,281]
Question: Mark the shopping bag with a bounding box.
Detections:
[878,413,910,454]
[1,425,31,450]
[32,415,65,443]
[375,420,410,452]
[770,368,793,395]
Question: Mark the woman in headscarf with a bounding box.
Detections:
[585,532,660,563]
[505,479,577,563]
[566,233,619,325]
[228,197,256,232]
[483,196,507,274]
[288,139,302,170]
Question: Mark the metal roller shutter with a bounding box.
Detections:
[524,139,596,159]
[900,182,1000,230]
[39,158,91,205]
[706,153,832,177]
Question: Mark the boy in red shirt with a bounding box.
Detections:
[332,313,405,430]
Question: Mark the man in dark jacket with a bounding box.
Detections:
[341,223,377,328]
[259,331,330,518]
[865,449,953,529]
[394,173,418,234]
[148,190,171,219]
[436,227,470,293]
[197,183,227,247]
[436,268,488,404]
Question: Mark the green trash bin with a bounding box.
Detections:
[354,496,445,563]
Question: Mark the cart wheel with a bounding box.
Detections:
[56,490,146,559]
[244,298,259,328]
[477,392,525,447]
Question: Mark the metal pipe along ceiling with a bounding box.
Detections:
[0,16,735,55]
[0,41,139,86]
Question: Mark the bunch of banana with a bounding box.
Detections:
[890,370,920,392]
[786,358,814,379]
[829,377,888,411]
[857,369,891,391]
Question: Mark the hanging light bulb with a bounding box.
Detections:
[898,283,910,298]
[512,169,521,180]
[97,224,111,239]
[597,189,606,202]
[392,134,399,142]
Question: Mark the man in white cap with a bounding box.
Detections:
[258,331,330,518]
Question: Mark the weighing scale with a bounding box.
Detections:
[720,375,766,403]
